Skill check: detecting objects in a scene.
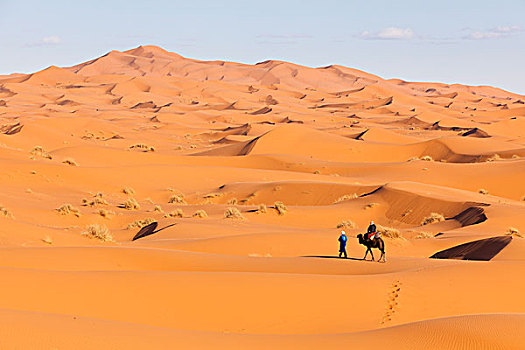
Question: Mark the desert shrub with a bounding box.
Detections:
[168,194,187,204]
[122,187,135,195]
[479,188,489,195]
[334,193,358,204]
[204,192,222,199]
[123,198,140,210]
[420,155,433,161]
[0,205,14,219]
[192,210,208,218]
[62,158,78,166]
[30,146,53,159]
[56,204,81,217]
[82,224,113,242]
[129,144,155,152]
[42,236,53,244]
[421,212,445,226]
[402,209,413,217]
[521,195,525,202]
[336,220,356,229]
[82,196,109,206]
[274,201,287,215]
[415,231,434,239]
[364,203,379,210]
[126,218,155,229]
[224,207,244,219]
[98,209,115,218]
[377,224,402,239]
[506,227,522,238]
[256,204,267,214]
[227,198,238,205]
[164,209,184,218]
[153,205,163,213]
[486,154,501,162]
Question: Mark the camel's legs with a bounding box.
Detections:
[370,249,375,261]
[363,249,369,260]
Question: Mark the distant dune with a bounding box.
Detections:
[0,45,524,349]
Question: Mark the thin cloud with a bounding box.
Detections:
[42,36,61,44]
[360,27,415,40]
[464,25,522,40]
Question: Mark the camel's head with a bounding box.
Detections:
[357,233,363,240]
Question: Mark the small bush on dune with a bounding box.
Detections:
[42,236,53,244]
[420,155,433,162]
[506,227,522,238]
[164,209,184,218]
[30,146,53,160]
[227,198,238,205]
[333,193,358,204]
[0,205,14,219]
[224,207,244,220]
[415,231,434,239]
[126,218,155,229]
[82,224,113,242]
[377,224,402,239]
[62,158,78,166]
[82,195,109,207]
[129,144,155,152]
[168,194,187,205]
[364,203,379,210]
[123,198,140,210]
[256,204,267,214]
[274,201,287,215]
[421,212,445,226]
[486,154,501,162]
[479,188,489,195]
[336,220,356,229]
[153,205,163,213]
[56,204,81,217]
[98,209,115,218]
[122,187,135,195]
[193,210,208,218]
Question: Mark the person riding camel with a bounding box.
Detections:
[367,221,377,241]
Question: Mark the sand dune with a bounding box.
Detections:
[0,45,524,349]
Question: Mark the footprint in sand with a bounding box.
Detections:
[381,280,401,325]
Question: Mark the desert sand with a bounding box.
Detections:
[0,45,524,349]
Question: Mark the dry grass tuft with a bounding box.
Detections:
[256,204,267,214]
[415,231,434,239]
[62,158,78,166]
[420,155,433,161]
[224,207,245,219]
[479,188,489,195]
[98,209,115,218]
[402,209,413,217]
[122,198,140,210]
[82,196,109,207]
[274,201,287,215]
[227,198,238,205]
[506,227,522,238]
[334,193,358,204]
[126,218,155,229]
[30,146,53,159]
[421,212,445,226]
[129,144,155,152]
[82,224,113,242]
[0,205,14,219]
[376,224,402,239]
[42,236,53,244]
[122,187,135,195]
[486,154,501,162]
[204,192,222,199]
[192,209,208,218]
[164,209,184,218]
[56,204,81,217]
[336,220,356,229]
[364,202,379,210]
[153,205,163,213]
[168,194,187,205]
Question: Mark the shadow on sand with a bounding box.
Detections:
[302,255,363,261]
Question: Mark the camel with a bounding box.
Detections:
[357,234,386,262]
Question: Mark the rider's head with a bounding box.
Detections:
[370,221,374,225]
[341,231,346,235]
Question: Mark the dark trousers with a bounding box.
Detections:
[339,248,347,258]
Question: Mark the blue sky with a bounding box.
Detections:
[1,0,524,93]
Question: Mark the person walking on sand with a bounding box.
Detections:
[338,231,348,258]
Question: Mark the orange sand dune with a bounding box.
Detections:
[0,45,524,349]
